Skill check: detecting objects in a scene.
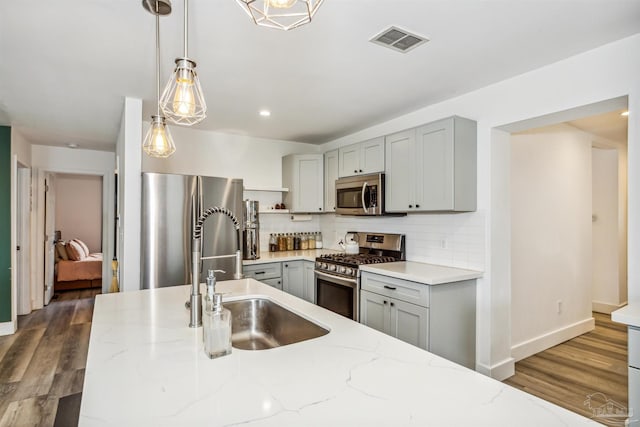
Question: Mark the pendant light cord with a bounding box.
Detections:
[183,0,188,58]
[155,6,161,117]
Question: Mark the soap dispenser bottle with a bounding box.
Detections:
[203,271,232,359]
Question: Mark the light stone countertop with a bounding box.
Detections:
[360,261,483,284]
[612,300,640,328]
[80,279,599,426]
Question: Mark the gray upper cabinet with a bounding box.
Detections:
[324,149,339,212]
[385,116,476,212]
[338,137,384,177]
[282,154,324,213]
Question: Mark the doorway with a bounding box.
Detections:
[508,107,628,360]
[44,173,104,304]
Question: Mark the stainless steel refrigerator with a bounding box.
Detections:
[141,172,244,289]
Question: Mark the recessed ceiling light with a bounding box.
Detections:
[259,110,271,117]
[621,111,629,116]
[66,143,78,149]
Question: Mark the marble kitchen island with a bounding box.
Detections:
[80,279,600,426]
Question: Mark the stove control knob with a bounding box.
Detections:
[321,263,328,270]
[316,261,322,269]
[338,266,346,274]
[328,264,337,272]
[345,267,353,276]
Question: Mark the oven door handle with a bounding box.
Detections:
[315,270,358,286]
[361,181,368,214]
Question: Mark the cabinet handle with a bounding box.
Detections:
[319,207,322,211]
[254,271,265,275]
[415,204,420,208]
[408,204,413,208]
[359,169,363,173]
[383,285,397,290]
[383,300,387,305]
[354,169,358,173]
[390,302,395,307]
[284,264,288,268]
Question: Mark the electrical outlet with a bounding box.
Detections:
[440,239,447,249]
[557,300,562,314]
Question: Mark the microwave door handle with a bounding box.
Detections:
[361,181,368,214]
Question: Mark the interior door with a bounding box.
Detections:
[43,173,56,305]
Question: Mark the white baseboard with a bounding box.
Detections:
[511,317,595,362]
[592,300,627,314]
[0,321,16,336]
[476,357,515,381]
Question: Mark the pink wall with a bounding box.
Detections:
[54,173,102,253]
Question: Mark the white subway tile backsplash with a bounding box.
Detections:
[319,211,485,271]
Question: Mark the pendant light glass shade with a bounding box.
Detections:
[160,0,207,125]
[143,115,176,158]
[143,0,176,158]
[160,58,207,125]
[236,0,324,31]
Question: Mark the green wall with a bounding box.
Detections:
[0,126,10,322]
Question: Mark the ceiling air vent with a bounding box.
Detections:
[370,26,429,53]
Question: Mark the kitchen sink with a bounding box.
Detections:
[224,298,329,350]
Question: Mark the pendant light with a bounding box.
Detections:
[142,0,176,158]
[159,0,206,125]
[236,0,324,31]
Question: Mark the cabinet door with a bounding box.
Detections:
[303,261,316,303]
[324,149,339,212]
[360,290,389,334]
[384,129,414,212]
[338,143,361,177]
[261,277,283,290]
[360,137,385,174]
[415,119,454,210]
[389,299,429,350]
[282,154,324,213]
[298,156,324,213]
[282,261,305,299]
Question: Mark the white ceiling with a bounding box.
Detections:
[1,1,639,151]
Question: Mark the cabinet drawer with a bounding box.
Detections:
[243,262,282,280]
[360,272,429,307]
[261,277,283,291]
[630,327,640,369]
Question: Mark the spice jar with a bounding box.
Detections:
[307,232,315,249]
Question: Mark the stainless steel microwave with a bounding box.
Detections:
[335,173,385,216]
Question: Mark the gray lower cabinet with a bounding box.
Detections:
[360,290,428,349]
[360,271,476,369]
[243,262,282,290]
[282,260,315,303]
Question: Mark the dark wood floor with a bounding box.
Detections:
[504,312,628,426]
[0,289,100,426]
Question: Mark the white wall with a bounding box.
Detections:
[31,145,115,299]
[11,128,31,167]
[54,174,103,252]
[318,34,640,379]
[116,97,142,293]
[510,125,594,360]
[142,126,318,188]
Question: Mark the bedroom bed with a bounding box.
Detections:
[55,238,103,291]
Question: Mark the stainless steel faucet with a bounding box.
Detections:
[189,206,243,328]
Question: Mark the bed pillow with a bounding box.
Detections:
[56,241,69,261]
[66,240,86,261]
[73,239,90,258]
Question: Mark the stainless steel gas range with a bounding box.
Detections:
[314,232,405,322]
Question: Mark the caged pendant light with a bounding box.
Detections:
[236,0,324,31]
[159,0,207,125]
[142,0,176,158]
